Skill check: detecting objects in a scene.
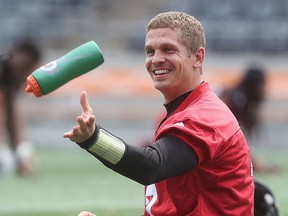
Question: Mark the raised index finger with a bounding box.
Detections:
[80,91,93,114]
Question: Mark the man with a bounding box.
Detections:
[0,40,41,177]
[64,11,254,215]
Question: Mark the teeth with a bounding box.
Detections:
[154,69,169,75]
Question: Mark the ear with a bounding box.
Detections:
[193,47,205,69]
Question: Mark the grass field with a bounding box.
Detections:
[254,150,288,216]
[0,147,287,216]
[0,147,143,216]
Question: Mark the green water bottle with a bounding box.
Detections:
[25,41,104,97]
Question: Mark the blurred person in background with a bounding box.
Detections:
[0,39,42,177]
[65,11,254,216]
[219,65,280,174]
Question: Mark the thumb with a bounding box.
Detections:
[80,91,93,114]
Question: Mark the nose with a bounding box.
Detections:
[151,50,165,64]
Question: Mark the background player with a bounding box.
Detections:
[0,39,42,177]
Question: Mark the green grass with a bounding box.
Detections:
[0,147,143,216]
[0,147,287,216]
[254,150,288,216]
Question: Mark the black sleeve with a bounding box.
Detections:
[89,134,198,185]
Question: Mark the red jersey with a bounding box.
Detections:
[144,83,254,216]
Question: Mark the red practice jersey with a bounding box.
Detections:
[144,83,254,216]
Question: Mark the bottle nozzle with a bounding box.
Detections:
[25,85,32,93]
[25,75,43,97]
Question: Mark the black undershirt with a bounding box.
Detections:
[80,91,199,185]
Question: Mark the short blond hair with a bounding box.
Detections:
[146,11,206,53]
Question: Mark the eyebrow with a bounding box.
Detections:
[145,42,178,51]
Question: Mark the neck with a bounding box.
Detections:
[163,79,204,103]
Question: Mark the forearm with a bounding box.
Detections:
[78,125,159,185]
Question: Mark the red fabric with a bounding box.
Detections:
[144,83,254,216]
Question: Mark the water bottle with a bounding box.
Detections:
[25,40,104,97]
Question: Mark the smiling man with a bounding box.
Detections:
[64,11,254,216]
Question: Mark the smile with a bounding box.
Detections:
[153,69,170,75]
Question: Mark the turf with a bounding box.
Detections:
[0,147,287,216]
[0,147,143,216]
[254,150,288,216]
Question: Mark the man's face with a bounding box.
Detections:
[145,28,200,102]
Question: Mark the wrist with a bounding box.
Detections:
[77,125,99,149]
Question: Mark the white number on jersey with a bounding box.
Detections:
[145,184,158,216]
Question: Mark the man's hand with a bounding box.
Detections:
[63,91,96,143]
[77,211,97,216]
